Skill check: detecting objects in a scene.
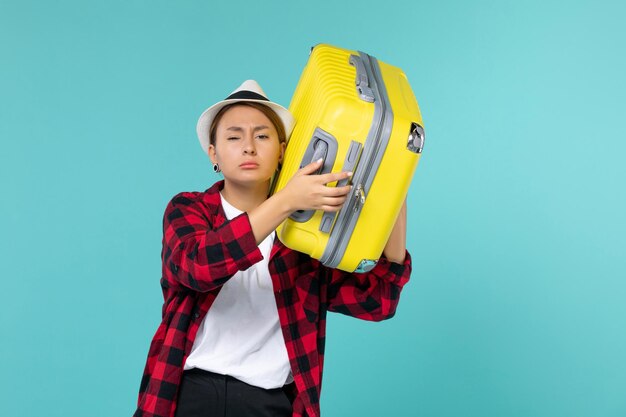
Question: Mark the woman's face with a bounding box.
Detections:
[208,104,285,188]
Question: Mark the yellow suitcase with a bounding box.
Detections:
[272,44,425,272]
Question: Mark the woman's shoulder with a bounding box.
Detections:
[164,181,224,215]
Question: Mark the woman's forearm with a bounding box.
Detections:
[382,198,407,263]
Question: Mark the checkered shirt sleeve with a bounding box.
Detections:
[160,192,263,292]
[325,251,412,321]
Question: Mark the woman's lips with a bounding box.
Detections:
[239,162,259,169]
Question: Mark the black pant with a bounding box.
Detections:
[174,368,293,417]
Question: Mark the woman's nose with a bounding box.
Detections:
[242,135,256,154]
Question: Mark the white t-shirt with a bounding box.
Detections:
[183,193,293,389]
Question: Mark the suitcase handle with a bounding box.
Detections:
[310,141,328,174]
[349,55,375,103]
[289,128,338,223]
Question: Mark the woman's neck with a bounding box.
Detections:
[220,180,270,213]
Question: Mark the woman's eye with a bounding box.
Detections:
[227,136,239,141]
[257,134,269,140]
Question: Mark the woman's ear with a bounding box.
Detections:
[208,144,217,164]
[278,142,286,163]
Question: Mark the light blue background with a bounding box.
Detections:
[1,0,625,416]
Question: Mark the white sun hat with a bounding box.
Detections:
[196,79,296,154]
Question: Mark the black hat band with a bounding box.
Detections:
[225,90,269,101]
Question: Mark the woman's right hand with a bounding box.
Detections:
[248,159,353,245]
[278,159,353,212]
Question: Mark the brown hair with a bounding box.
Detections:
[209,102,287,147]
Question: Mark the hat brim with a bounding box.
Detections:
[196,98,295,154]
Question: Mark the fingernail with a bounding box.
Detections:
[317,158,323,163]
[347,172,353,176]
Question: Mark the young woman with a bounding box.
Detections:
[134,80,411,417]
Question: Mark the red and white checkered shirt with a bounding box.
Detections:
[134,180,412,417]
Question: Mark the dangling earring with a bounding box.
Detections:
[213,163,221,173]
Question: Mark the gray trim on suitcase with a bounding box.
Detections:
[319,52,394,271]
[319,140,363,233]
